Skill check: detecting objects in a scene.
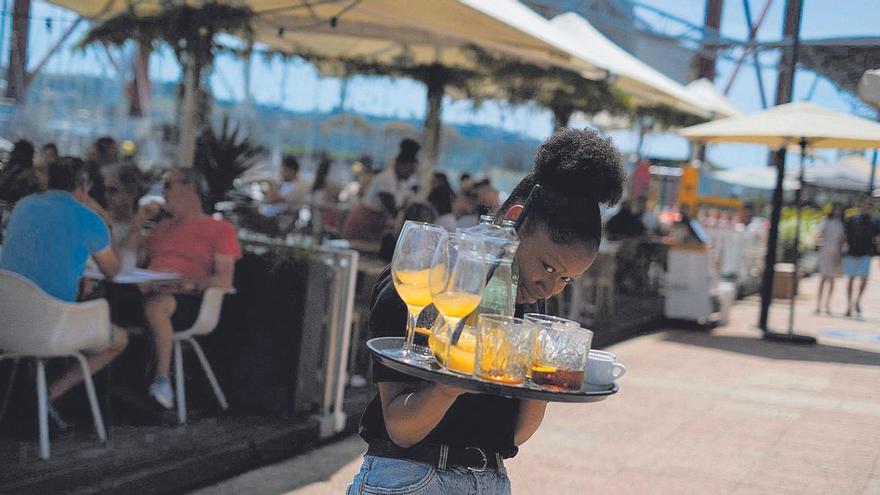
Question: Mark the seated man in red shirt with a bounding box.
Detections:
[138,168,241,409]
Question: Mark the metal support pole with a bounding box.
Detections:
[870,146,878,196]
[759,148,786,330]
[333,250,358,434]
[758,0,803,331]
[766,138,816,344]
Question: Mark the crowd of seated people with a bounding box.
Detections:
[242,138,501,255]
[0,136,241,425]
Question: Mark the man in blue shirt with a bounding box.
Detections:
[843,196,879,317]
[0,157,128,426]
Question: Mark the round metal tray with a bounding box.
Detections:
[367,337,618,403]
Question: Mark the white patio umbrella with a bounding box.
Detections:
[680,101,880,341]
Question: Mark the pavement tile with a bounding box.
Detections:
[730,483,803,495]
[743,463,871,495]
[600,469,738,495]
[862,477,880,495]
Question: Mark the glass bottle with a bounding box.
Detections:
[464,215,520,317]
[429,216,521,370]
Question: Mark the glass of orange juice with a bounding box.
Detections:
[474,315,532,385]
[391,221,448,364]
[429,232,487,373]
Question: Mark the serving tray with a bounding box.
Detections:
[368,337,618,403]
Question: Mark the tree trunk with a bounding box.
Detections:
[178,59,198,168]
[129,42,151,117]
[4,0,30,102]
[421,65,446,195]
[242,39,254,122]
[552,105,573,132]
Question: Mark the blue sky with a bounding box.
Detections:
[18,1,880,168]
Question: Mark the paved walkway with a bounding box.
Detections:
[194,264,880,495]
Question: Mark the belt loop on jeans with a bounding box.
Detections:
[438,444,449,472]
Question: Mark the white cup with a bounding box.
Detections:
[585,353,626,386]
[589,349,616,361]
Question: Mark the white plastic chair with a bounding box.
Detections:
[172,287,234,425]
[0,270,111,460]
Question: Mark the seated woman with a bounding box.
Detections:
[98,164,151,327]
[342,139,419,242]
[349,128,626,494]
[0,140,42,205]
[102,164,149,264]
[428,181,457,232]
[259,154,305,218]
[378,201,437,263]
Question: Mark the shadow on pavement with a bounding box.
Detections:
[662,330,880,367]
[193,434,366,495]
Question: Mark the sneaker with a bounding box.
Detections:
[149,376,174,410]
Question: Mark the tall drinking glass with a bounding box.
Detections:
[428,233,488,373]
[391,221,448,363]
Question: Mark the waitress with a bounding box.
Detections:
[342,139,420,243]
[348,128,627,494]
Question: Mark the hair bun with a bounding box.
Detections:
[533,128,626,207]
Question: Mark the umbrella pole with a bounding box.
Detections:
[758,149,786,331]
[870,148,877,195]
[766,138,816,344]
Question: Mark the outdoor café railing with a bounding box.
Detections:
[238,234,358,439]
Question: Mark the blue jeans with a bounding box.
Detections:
[347,454,511,494]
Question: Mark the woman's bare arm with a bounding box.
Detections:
[379,381,468,448]
[514,399,548,446]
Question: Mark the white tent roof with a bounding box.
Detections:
[858,69,880,109]
[804,154,879,191]
[711,166,798,191]
[685,78,743,119]
[51,0,599,77]
[549,12,710,118]
[680,101,880,149]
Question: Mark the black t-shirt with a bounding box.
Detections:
[358,266,543,456]
[845,214,879,257]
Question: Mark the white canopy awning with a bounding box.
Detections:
[711,166,798,191]
[858,69,880,109]
[51,0,599,76]
[684,78,743,119]
[804,154,879,191]
[549,12,710,118]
